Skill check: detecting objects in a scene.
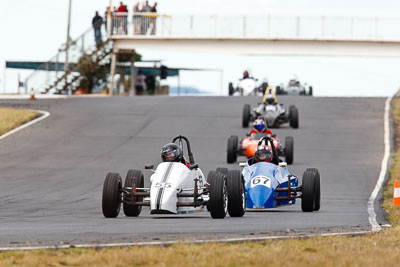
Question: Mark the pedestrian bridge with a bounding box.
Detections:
[110,13,400,56]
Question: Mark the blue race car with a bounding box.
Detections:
[236,136,320,212]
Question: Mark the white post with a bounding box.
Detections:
[220,69,223,96]
[63,0,72,94]
[350,17,354,39]
[177,71,180,96]
[243,16,246,37]
[213,15,217,37]
[108,0,112,36]
[17,73,20,95]
[321,15,325,38]
[296,16,300,37]
[374,16,378,40]
[266,14,271,37]
[4,68,7,94]
[64,0,72,74]
[130,51,136,96]
[109,51,117,96]
[190,15,194,36]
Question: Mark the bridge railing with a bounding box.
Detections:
[110,13,400,41]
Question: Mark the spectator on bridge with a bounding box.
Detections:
[92,11,104,47]
[135,70,146,95]
[104,7,113,34]
[143,1,151,12]
[150,2,157,12]
[117,2,128,34]
[150,2,158,35]
[133,3,141,35]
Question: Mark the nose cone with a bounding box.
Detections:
[247,185,274,209]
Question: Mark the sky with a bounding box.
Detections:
[2,0,400,96]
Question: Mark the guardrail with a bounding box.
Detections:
[110,13,400,41]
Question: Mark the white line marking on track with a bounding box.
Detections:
[0,110,50,141]
[368,97,392,232]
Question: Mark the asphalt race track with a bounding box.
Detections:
[0,96,387,247]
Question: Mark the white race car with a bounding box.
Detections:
[229,78,267,96]
[102,135,246,219]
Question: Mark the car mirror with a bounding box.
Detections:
[145,164,155,170]
[239,162,247,168]
[278,162,287,167]
[189,164,199,170]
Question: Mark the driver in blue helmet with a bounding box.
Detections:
[250,118,273,136]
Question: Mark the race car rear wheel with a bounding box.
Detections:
[227,170,246,217]
[306,168,320,211]
[208,171,228,219]
[289,105,299,129]
[216,167,228,178]
[123,169,144,217]
[102,172,122,218]
[242,104,251,128]
[229,82,234,96]
[227,136,238,163]
[284,136,294,164]
[301,170,316,212]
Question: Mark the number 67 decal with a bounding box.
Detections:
[250,176,271,188]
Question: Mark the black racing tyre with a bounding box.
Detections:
[289,105,299,129]
[242,104,251,128]
[123,169,144,217]
[227,136,238,163]
[301,170,316,212]
[208,171,228,219]
[227,170,246,217]
[306,168,320,211]
[284,136,294,165]
[309,86,313,96]
[229,82,234,96]
[216,167,228,178]
[102,172,122,218]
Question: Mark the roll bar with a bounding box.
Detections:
[172,135,195,165]
[257,136,279,163]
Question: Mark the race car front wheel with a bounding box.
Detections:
[227,170,246,217]
[301,170,318,212]
[123,169,144,217]
[306,168,321,211]
[102,172,122,218]
[208,171,228,219]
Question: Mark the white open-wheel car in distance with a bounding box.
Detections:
[102,135,246,219]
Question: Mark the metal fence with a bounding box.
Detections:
[110,13,400,41]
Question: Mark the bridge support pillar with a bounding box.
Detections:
[109,50,117,96]
[130,50,136,96]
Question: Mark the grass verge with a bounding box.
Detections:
[383,97,400,225]
[1,229,400,267]
[0,108,38,136]
[1,99,400,266]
